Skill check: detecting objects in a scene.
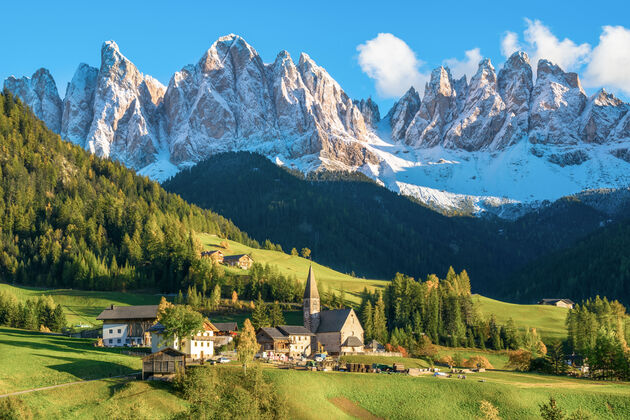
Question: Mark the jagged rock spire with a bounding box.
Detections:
[303,264,319,299]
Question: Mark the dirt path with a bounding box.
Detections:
[329,396,383,420]
[0,372,140,399]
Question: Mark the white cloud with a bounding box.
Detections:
[501,31,521,58]
[357,33,429,97]
[500,19,591,72]
[444,48,482,80]
[584,25,630,95]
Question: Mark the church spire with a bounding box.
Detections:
[304,264,319,299]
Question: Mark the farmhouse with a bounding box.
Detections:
[538,299,575,309]
[148,319,219,361]
[201,250,224,263]
[96,305,158,347]
[256,325,314,359]
[303,266,364,354]
[142,347,186,380]
[223,254,254,269]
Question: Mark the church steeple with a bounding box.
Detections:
[304,264,319,300]
[303,265,320,333]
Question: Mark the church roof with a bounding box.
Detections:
[277,325,315,336]
[342,336,364,347]
[317,308,353,333]
[303,265,319,300]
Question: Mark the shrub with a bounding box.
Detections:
[463,356,494,369]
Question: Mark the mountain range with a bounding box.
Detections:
[4,34,630,215]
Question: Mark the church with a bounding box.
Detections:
[303,266,364,354]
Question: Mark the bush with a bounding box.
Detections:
[0,397,32,420]
[462,356,494,369]
[507,349,532,371]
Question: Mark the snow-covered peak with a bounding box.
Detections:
[385,86,422,141]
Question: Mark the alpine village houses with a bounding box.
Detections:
[201,249,254,270]
[96,305,159,347]
[256,266,365,359]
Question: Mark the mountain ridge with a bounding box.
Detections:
[5,35,630,215]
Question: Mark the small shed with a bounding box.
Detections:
[142,347,186,379]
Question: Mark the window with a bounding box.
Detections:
[117,338,121,344]
[117,329,121,334]
[109,329,113,334]
[109,339,113,344]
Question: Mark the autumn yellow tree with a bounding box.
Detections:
[237,319,259,372]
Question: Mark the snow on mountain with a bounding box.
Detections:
[4,37,630,217]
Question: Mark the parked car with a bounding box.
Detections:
[218,357,231,364]
[314,353,326,362]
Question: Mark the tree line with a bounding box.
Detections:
[0,92,271,293]
[358,268,546,355]
[0,290,66,332]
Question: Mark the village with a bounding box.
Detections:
[92,264,574,383]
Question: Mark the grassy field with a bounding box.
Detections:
[198,233,389,304]
[473,294,569,341]
[0,283,161,327]
[15,378,186,419]
[264,367,630,419]
[0,327,141,394]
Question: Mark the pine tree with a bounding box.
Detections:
[269,302,285,327]
[210,284,221,310]
[251,293,269,329]
[373,292,388,344]
[362,300,374,342]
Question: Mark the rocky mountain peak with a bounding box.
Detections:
[4,68,63,133]
[353,98,380,128]
[386,86,421,140]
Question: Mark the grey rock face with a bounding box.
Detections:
[4,68,63,133]
[386,87,421,141]
[579,89,628,144]
[61,63,99,145]
[353,98,380,128]
[528,59,587,145]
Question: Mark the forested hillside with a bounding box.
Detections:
[163,152,612,299]
[0,92,259,292]
[505,218,630,304]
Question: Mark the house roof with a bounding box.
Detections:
[540,299,574,305]
[342,336,364,347]
[277,325,315,336]
[147,322,165,333]
[317,309,353,333]
[202,250,223,256]
[258,327,288,341]
[303,265,319,300]
[142,347,185,360]
[213,322,238,332]
[367,339,384,349]
[224,254,251,261]
[96,305,159,321]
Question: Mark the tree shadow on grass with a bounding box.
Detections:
[33,353,138,382]
[0,328,142,358]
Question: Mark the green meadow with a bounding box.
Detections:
[198,233,389,304]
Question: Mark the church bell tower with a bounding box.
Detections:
[303,265,320,333]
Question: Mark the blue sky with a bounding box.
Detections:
[2,0,629,112]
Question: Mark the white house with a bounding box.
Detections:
[148,319,219,361]
[96,305,159,347]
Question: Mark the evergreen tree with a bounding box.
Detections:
[361,300,374,342]
[251,293,269,330]
[373,292,388,344]
[269,302,285,327]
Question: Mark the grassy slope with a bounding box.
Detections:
[0,283,161,327]
[198,233,389,304]
[0,327,141,394]
[473,294,569,341]
[16,378,186,419]
[265,368,630,420]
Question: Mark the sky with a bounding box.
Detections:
[2,0,629,112]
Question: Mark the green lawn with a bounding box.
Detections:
[263,367,630,419]
[0,283,161,327]
[434,347,510,370]
[15,378,186,419]
[198,233,389,304]
[473,294,569,341]
[0,327,141,394]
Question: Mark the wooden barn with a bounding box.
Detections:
[223,254,254,269]
[142,347,186,380]
[201,250,224,264]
